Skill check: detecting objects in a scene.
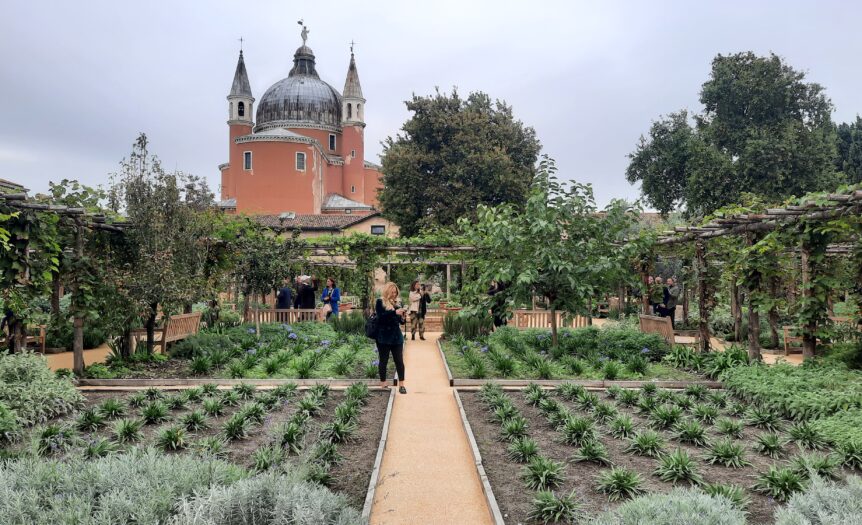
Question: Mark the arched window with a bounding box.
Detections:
[238,101,245,117]
[229,102,233,117]
[357,103,362,120]
[347,103,352,119]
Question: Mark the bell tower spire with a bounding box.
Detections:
[342,42,365,126]
[228,48,254,125]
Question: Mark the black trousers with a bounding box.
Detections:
[377,343,405,382]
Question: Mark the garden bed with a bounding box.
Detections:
[459,383,858,524]
[3,383,390,510]
[86,322,379,381]
[440,325,700,382]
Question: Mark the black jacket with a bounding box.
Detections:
[418,292,431,317]
[375,299,405,345]
[294,281,318,309]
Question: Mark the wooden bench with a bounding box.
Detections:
[0,324,46,352]
[132,312,202,354]
[639,314,700,348]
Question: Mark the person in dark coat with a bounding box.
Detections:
[376,282,407,394]
[293,275,318,310]
[488,280,509,328]
[276,278,293,309]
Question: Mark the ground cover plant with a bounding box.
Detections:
[441,325,698,381]
[0,352,83,443]
[96,322,378,380]
[460,381,858,524]
[0,382,388,513]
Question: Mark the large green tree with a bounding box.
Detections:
[379,89,541,236]
[461,157,641,345]
[627,52,840,217]
[836,116,862,184]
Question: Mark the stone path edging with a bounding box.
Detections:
[79,378,383,387]
[453,389,506,525]
[452,379,723,389]
[436,338,454,386]
[362,387,396,519]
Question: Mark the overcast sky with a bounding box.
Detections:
[2,0,860,207]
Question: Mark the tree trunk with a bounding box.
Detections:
[801,247,816,359]
[641,271,650,315]
[242,290,251,322]
[767,277,780,349]
[145,303,158,354]
[731,282,742,342]
[549,302,558,347]
[682,283,689,327]
[254,293,261,337]
[587,296,593,326]
[72,220,85,376]
[696,241,711,353]
[51,272,62,320]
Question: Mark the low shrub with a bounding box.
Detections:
[0,449,247,524]
[774,474,862,525]
[655,448,703,485]
[529,490,581,524]
[755,432,788,459]
[522,455,565,490]
[704,439,751,468]
[329,310,366,335]
[507,437,539,463]
[592,487,747,525]
[0,352,83,435]
[701,483,750,510]
[754,465,806,502]
[169,470,363,524]
[595,467,646,502]
[625,430,665,457]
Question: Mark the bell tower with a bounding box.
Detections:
[222,49,254,204]
[341,43,366,202]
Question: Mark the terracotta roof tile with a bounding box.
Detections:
[255,212,380,231]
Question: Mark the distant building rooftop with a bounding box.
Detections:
[255,212,381,232]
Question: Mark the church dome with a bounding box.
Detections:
[254,45,342,132]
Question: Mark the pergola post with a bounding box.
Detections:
[445,264,451,300]
[800,246,816,359]
[72,218,85,376]
[746,235,762,361]
[641,269,650,315]
[695,240,712,353]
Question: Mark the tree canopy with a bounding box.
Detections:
[627,52,840,217]
[378,89,541,236]
[460,157,642,345]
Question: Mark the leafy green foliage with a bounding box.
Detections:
[76,408,106,432]
[141,401,170,425]
[572,439,611,465]
[0,352,83,433]
[529,490,581,524]
[98,398,126,419]
[608,414,635,439]
[379,89,540,236]
[744,405,783,432]
[755,433,788,459]
[701,483,750,511]
[754,465,806,502]
[595,467,646,502]
[522,455,565,491]
[36,424,78,456]
[655,449,703,485]
[774,474,862,525]
[561,415,596,447]
[650,404,683,430]
[500,415,529,442]
[180,410,208,432]
[790,452,841,480]
[789,421,828,450]
[626,430,665,458]
[704,439,751,468]
[715,418,744,439]
[155,425,187,451]
[674,419,709,447]
[112,418,143,443]
[593,487,747,525]
[692,403,719,424]
[507,436,539,463]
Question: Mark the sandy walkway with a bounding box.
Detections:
[44,344,112,371]
[369,332,492,525]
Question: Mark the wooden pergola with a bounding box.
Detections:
[652,189,862,357]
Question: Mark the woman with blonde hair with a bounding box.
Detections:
[375,282,407,394]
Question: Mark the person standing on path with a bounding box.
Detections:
[376,282,407,394]
[407,280,431,340]
[664,277,680,328]
[321,277,340,320]
[650,276,665,315]
[294,275,318,310]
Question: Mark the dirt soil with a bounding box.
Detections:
[5,388,389,510]
[460,389,854,525]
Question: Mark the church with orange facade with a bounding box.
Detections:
[218,27,388,232]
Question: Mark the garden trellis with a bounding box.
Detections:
[652,189,862,359]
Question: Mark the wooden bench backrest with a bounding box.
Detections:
[783,325,803,355]
[512,310,590,330]
[164,312,202,343]
[639,314,674,346]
